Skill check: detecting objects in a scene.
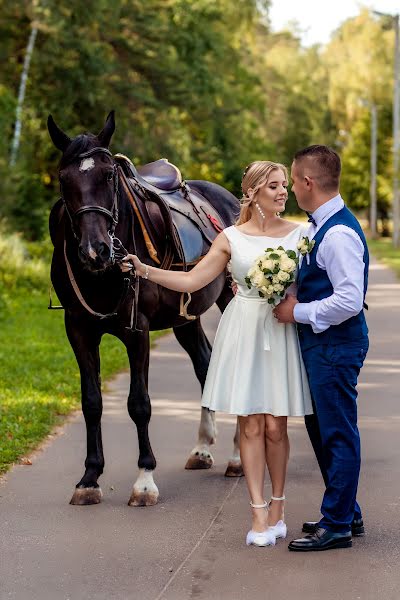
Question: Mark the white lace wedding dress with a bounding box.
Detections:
[201,225,313,416]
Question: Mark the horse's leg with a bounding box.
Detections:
[216,280,244,478]
[125,327,159,507]
[65,316,104,505]
[173,320,217,470]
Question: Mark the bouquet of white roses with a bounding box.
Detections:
[245,246,298,305]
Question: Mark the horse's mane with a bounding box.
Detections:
[60,134,98,168]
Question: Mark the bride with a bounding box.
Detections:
[122,161,312,547]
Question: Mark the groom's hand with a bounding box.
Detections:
[273,294,298,323]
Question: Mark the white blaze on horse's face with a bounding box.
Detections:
[79,157,95,172]
[88,243,97,260]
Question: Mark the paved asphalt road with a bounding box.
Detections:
[1,258,399,600]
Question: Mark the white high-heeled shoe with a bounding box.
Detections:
[246,500,276,547]
[267,495,287,540]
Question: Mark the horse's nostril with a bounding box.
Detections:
[97,242,111,261]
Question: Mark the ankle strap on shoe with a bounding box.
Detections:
[250,500,268,509]
[270,495,285,501]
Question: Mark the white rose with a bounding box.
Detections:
[261,258,274,271]
[247,265,259,278]
[278,270,290,282]
[272,275,280,284]
[252,272,267,287]
[273,283,284,292]
[274,249,285,256]
[267,285,275,294]
[280,256,296,272]
[297,241,307,253]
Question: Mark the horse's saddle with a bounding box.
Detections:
[115,154,226,268]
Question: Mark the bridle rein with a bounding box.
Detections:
[55,146,140,330]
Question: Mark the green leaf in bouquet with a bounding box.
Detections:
[258,291,265,298]
[268,297,276,305]
[265,248,274,252]
[277,246,285,251]
[286,250,297,259]
[245,276,252,289]
[273,265,280,274]
[269,253,279,260]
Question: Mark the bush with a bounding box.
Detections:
[0,223,49,313]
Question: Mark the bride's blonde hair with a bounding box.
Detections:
[236,161,288,225]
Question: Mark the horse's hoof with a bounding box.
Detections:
[69,486,103,505]
[128,490,159,507]
[224,462,244,478]
[185,451,214,470]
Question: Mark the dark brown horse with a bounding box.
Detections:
[48,111,243,506]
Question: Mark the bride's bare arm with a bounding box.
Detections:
[122,232,231,293]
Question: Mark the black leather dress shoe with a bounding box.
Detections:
[302,518,364,537]
[288,528,352,552]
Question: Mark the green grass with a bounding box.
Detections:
[0,288,165,475]
[367,237,400,279]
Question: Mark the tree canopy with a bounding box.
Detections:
[0,1,396,238]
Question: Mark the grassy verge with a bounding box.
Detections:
[367,237,400,279]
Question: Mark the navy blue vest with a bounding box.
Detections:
[297,206,369,349]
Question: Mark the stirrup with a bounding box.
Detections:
[250,500,268,509]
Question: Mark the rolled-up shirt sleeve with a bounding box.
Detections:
[293,226,365,334]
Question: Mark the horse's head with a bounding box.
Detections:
[48,111,118,272]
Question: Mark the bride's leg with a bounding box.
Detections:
[265,415,289,525]
[239,414,268,532]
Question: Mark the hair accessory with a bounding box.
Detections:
[242,164,252,181]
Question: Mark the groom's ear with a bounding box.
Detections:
[304,176,313,189]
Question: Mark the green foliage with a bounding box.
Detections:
[0,224,49,312]
[323,10,395,225]
[1,2,395,232]
[0,0,275,237]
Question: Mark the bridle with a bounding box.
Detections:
[55,146,141,330]
[60,147,120,252]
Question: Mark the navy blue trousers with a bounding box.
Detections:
[301,338,369,533]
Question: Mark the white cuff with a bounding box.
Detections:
[293,302,311,325]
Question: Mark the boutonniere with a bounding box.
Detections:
[297,236,315,257]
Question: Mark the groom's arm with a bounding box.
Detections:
[293,226,365,333]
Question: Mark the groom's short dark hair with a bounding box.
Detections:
[294,145,341,192]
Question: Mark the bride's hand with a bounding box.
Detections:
[121,254,146,276]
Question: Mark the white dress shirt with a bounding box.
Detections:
[293,194,366,334]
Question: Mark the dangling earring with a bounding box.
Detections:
[255,202,265,221]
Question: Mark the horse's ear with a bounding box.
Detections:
[98,110,115,148]
[47,115,71,152]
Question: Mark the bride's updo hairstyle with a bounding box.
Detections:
[236,160,288,225]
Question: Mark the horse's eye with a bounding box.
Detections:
[107,171,114,183]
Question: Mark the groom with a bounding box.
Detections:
[274,145,369,551]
